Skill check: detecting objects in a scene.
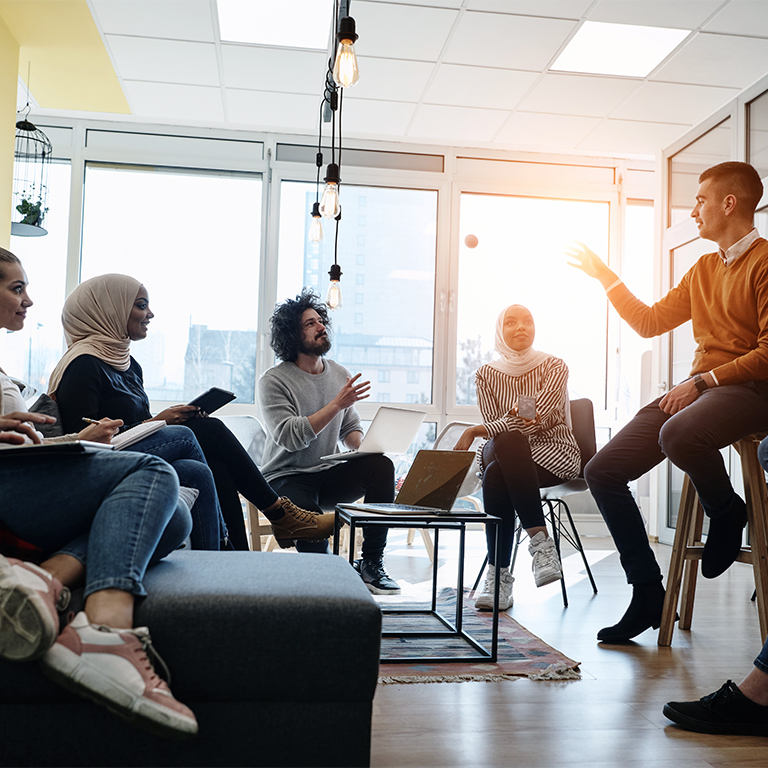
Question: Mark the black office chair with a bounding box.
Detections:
[471,398,599,607]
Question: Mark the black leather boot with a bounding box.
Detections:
[597,580,666,643]
[702,495,747,579]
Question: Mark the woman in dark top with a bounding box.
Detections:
[48,273,334,551]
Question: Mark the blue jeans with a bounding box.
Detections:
[0,451,190,598]
[755,636,768,674]
[129,425,226,550]
[271,454,395,558]
[585,383,768,585]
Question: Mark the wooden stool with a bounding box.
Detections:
[658,434,768,646]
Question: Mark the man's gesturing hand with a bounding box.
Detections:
[333,373,371,410]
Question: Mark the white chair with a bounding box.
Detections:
[217,414,276,552]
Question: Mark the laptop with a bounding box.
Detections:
[0,440,116,456]
[339,449,483,516]
[321,406,426,461]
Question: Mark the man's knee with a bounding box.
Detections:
[658,419,699,465]
[584,450,619,492]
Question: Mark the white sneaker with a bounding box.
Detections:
[528,531,563,587]
[41,612,198,740]
[474,565,514,611]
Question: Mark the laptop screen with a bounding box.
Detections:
[396,450,476,509]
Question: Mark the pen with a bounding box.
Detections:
[81,417,101,425]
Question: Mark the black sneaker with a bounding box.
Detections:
[353,558,401,595]
[663,680,768,736]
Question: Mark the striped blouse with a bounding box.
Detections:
[475,356,581,481]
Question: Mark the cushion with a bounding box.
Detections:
[28,394,64,438]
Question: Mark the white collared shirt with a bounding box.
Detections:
[719,227,760,266]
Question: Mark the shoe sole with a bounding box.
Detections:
[363,582,402,596]
[41,644,198,740]
[0,557,57,662]
[662,704,768,736]
[475,598,514,611]
[534,570,563,587]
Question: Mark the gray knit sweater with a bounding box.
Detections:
[257,358,362,482]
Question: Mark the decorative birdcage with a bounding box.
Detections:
[12,119,52,237]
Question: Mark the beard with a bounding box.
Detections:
[298,332,332,357]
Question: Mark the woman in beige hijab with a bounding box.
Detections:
[49,273,334,551]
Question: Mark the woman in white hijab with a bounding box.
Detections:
[48,273,335,551]
[454,304,580,611]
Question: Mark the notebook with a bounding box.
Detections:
[321,406,426,461]
[0,439,116,456]
[338,449,482,516]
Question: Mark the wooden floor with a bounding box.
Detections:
[369,528,768,768]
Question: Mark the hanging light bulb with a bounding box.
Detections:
[309,201,323,242]
[326,263,343,311]
[333,16,359,88]
[319,163,341,219]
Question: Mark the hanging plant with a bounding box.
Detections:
[15,192,48,226]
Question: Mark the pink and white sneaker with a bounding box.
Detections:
[0,554,70,661]
[40,612,198,740]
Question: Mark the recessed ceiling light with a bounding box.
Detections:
[552,21,690,78]
[218,0,335,49]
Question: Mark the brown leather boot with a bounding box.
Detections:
[268,498,335,548]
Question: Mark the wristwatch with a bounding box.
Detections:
[693,373,708,393]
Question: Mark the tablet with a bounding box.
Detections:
[188,387,236,414]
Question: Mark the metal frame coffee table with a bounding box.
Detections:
[333,506,501,663]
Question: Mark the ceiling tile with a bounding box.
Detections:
[91,0,215,42]
[222,46,327,94]
[652,32,768,88]
[588,0,722,30]
[351,2,459,60]
[467,0,592,18]
[424,64,539,109]
[408,104,510,142]
[494,112,601,149]
[123,81,224,122]
[612,81,738,125]
[704,0,768,37]
[519,74,641,117]
[225,89,319,132]
[346,57,436,102]
[578,118,688,155]
[443,11,577,70]
[105,36,219,86]
[340,99,418,137]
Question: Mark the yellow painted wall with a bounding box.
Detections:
[0,13,19,248]
[0,1,129,113]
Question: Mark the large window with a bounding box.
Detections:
[80,164,262,403]
[617,201,654,422]
[5,160,71,395]
[277,181,437,404]
[456,193,609,408]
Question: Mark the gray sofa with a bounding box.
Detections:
[0,550,382,767]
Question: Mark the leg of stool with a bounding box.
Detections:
[739,438,768,644]
[679,499,704,630]
[659,474,698,646]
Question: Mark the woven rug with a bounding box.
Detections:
[378,589,580,684]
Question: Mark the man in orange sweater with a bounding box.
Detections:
[568,161,768,643]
